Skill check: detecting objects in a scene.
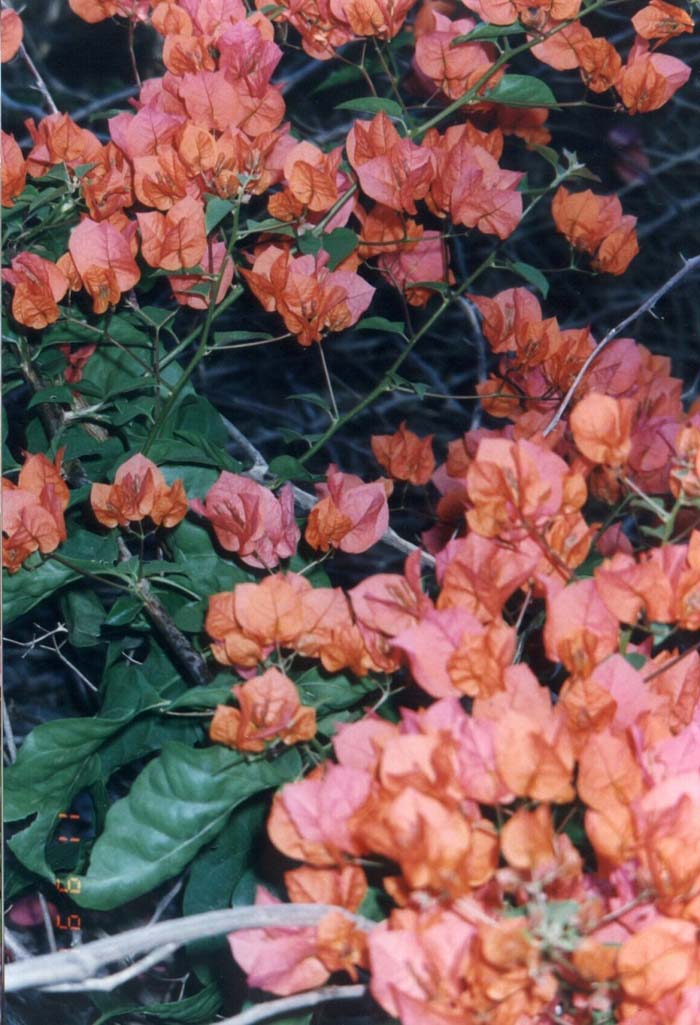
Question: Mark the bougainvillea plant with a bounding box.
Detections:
[2,0,700,1023]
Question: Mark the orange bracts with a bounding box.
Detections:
[90,454,187,529]
[2,252,68,330]
[371,422,435,486]
[552,186,639,275]
[305,465,392,554]
[243,246,374,346]
[209,668,316,752]
[192,472,298,569]
[3,452,69,572]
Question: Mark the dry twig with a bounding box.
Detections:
[544,255,700,437]
[5,904,373,994]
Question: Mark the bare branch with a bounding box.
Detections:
[43,944,178,994]
[223,418,436,567]
[5,905,374,994]
[217,984,368,1025]
[3,699,18,762]
[543,255,700,437]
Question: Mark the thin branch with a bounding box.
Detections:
[147,879,184,926]
[217,984,368,1025]
[17,40,59,115]
[543,255,700,437]
[43,943,178,994]
[38,894,57,955]
[5,905,374,993]
[221,417,436,567]
[318,343,339,421]
[222,416,269,479]
[290,484,435,567]
[4,930,33,961]
[3,699,18,762]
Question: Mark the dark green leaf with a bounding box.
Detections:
[296,667,375,716]
[268,455,315,483]
[98,715,202,779]
[297,232,323,256]
[104,595,144,628]
[532,144,561,168]
[169,519,253,595]
[623,652,647,670]
[169,681,234,709]
[184,799,267,919]
[452,21,524,42]
[73,745,302,909]
[213,330,274,344]
[28,385,74,409]
[355,316,406,336]
[507,260,550,298]
[322,227,358,270]
[90,983,222,1025]
[484,74,558,108]
[205,197,234,235]
[3,529,119,625]
[61,588,106,648]
[287,391,333,414]
[336,97,404,118]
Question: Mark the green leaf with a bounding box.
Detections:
[452,20,524,42]
[28,385,75,409]
[61,588,106,648]
[623,652,647,671]
[172,599,208,634]
[135,306,178,329]
[295,667,375,717]
[322,227,358,270]
[5,665,165,880]
[72,745,302,909]
[336,97,404,119]
[184,798,267,919]
[484,74,558,108]
[268,455,315,483]
[90,983,222,1025]
[98,715,202,779]
[355,316,406,336]
[297,232,323,256]
[533,144,561,169]
[205,197,234,235]
[3,529,119,626]
[104,595,144,628]
[311,63,364,95]
[213,330,274,344]
[169,519,252,595]
[169,681,234,710]
[507,260,550,298]
[287,391,333,414]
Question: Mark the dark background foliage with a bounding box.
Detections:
[3,3,700,1023]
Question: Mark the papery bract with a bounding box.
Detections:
[2,253,68,330]
[209,668,316,752]
[346,113,435,215]
[192,472,299,569]
[371,422,435,485]
[1,131,26,207]
[169,240,234,309]
[1,8,22,62]
[306,465,391,554]
[90,454,187,529]
[68,217,140,313]
[137,195,207,270]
